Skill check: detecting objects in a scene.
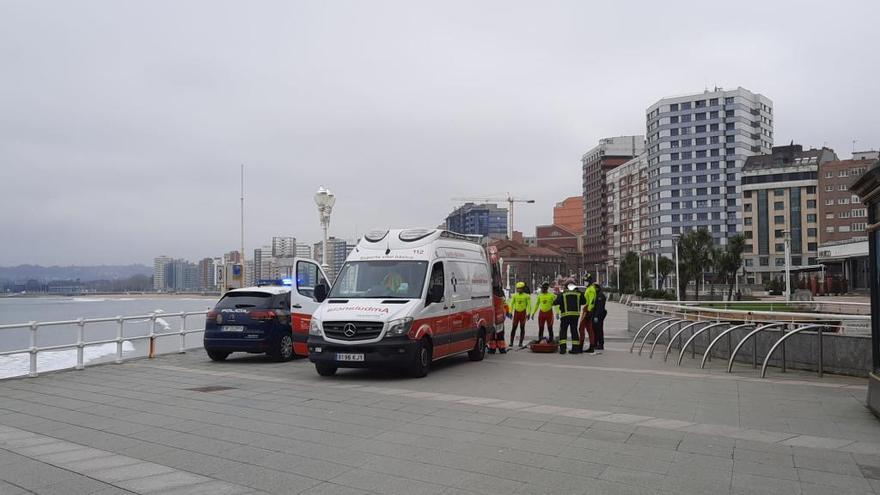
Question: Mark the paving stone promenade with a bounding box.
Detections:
[2,303,880,494]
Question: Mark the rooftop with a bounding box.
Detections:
[743,145,837,172]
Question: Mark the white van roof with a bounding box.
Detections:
[348,229,485,263]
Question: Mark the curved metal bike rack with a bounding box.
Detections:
[699,323,756,369]
[651,320,699,359]
[638,319,683,356]
[726,322,788,373]
[630,317,675,353]
[677,322,732,366]
[760,324,828,378]
[663,321,723,362]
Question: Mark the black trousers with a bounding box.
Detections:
[559,316,580,349]
[594,317,605,349]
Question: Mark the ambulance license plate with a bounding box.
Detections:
[336,353,365,362]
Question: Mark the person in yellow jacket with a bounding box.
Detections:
[578,274,598,354]
[508,282,532,348]
[532,282,556,342]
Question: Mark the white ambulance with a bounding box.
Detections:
[307,228,498,377]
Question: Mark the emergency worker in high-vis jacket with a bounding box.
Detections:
[579,274,598,353]
[508,282,532,347]
[532,282,556,342]
[554,280,586,354]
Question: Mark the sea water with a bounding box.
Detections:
[0,296,216,378]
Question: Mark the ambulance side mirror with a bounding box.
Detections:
[314,284,328,303]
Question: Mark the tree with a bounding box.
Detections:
[657,256,673,289]
[677,229,714,300]
[619,251,640,294]
[712,234,745,300]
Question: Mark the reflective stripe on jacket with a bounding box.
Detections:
[555,291,585,317]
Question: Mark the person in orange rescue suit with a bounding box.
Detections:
[487,301,508,354]
[578,273,598,354]
[508,282,532,348]
[554,279,586,354]
[532,282,556,342]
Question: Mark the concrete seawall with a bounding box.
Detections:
[627,309,872,377]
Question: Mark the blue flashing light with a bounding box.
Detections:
[281,278,293,286]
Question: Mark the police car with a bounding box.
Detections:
[203,285,295,361]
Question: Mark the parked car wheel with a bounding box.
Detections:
[269,332,294,362]
[206,349,230,362]
[315,363,337,376]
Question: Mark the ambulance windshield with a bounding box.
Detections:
[329,261,429,299]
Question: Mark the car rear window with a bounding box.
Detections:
[215,292,274,309]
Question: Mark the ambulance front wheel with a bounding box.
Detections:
[409,338,432,378]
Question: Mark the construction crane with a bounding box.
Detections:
[450,193,536,240]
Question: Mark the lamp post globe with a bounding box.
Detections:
[314,186,336,273]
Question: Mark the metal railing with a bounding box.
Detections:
[628,300,870,378]
[0,310,209,378]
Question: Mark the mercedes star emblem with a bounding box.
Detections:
[343,323,357,338]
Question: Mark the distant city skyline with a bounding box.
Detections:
[1,1,878,265]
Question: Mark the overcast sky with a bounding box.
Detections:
[2,0,878,266]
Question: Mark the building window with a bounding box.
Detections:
[852,195,861,203]
[839,170,849,177]
[806,186,816,194]
[838,184,848,191]
[774,202,784,210]
[854,223,867,231]
[838,198,850,205]
[775,258,786,266]
[774,215,785,223]
[806,199,816,208]
[775,229,784,239]
[807,214,817,222]
[840,225,851,233]
[808,242,817,251]
[807,228,817,237]
[744,244,753,253]
[792,257,802,266]
[774,189,784,197]
[759,257,769,266]
[744,259,753,266]
[744,231,753,239]
[745,217,753,226]
[825,199,834,206]
[710,123,719,131]
[826,213,835,219]
[825,185,833,192]
[826,226,835,233]
[744,204,752,212]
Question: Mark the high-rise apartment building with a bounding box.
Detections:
[153,255,173,291]
[295,244,312,259]
[197,257,216,290]
[645,87,773,255]
[818,156,874,244]
[582,136,645,268]
[445,203,508,238]
[313,237,354,280]
[253,246,274,282]
[605,152,649,264]
[740,145,837,284]
[553,197,584,235]
[271,236,297,258]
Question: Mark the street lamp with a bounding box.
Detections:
[654,250,660,290]
[314,186,336,273]
[673,235,681,303]
[637,247,642,293]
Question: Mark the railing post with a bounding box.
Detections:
[116,316,124,364]
[781,323,788,373]
[28,321,38,377]
[149,313,157,359]
[76,318,85,370]
[179,314,187,354]
[818,325,824,378]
